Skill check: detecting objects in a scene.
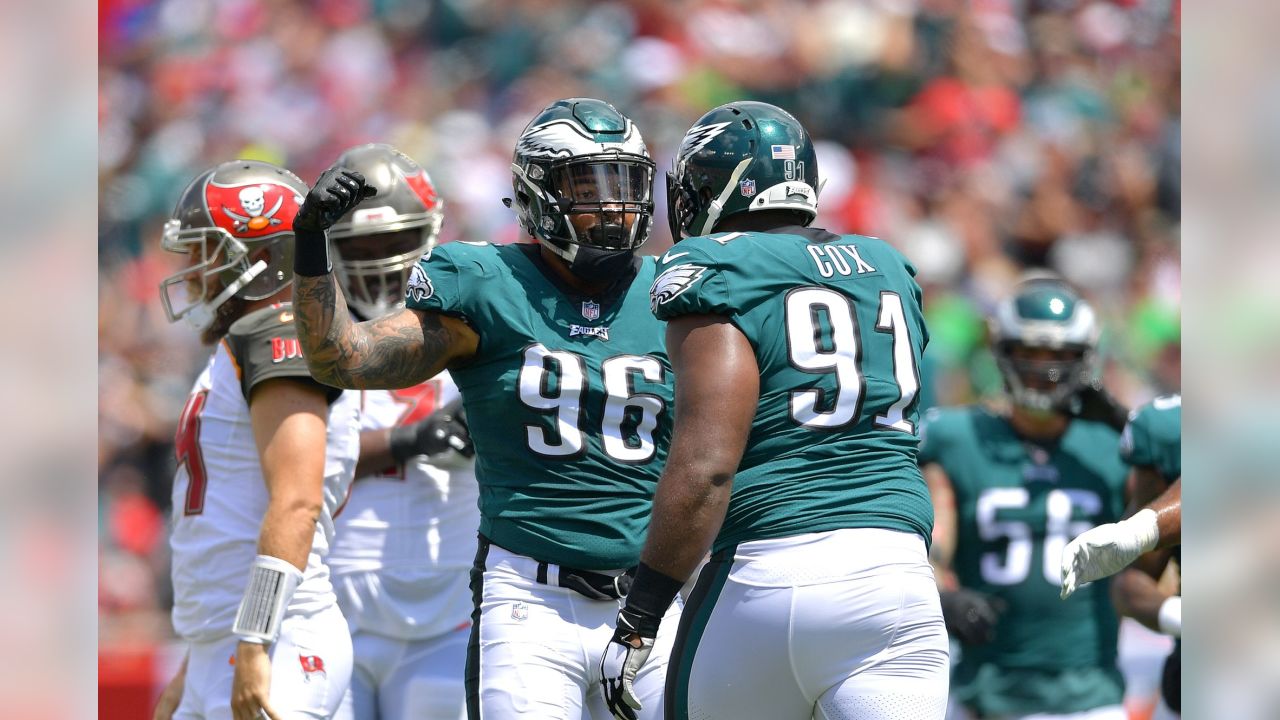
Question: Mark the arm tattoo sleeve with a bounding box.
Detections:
[292,274,455,390]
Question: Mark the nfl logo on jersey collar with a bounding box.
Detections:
[581,300,601,320]
[1022,445,1060,483]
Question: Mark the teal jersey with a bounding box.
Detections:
[650,227,933,552]
[1120,394,1181,482]
[406,242,673,570]
[919,406,1128,715]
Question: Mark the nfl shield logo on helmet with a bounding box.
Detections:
[739,179,756,197]
[581,300,601,320]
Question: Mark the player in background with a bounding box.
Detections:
[600,100,949,720]
[1069,395,1181,718]
[320,145,479,720]
[153,160,360,720]
[288,99,679,720]
[920,275,1130,720]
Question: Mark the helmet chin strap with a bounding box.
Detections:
[697,157,753,236]
[184,260,269,332]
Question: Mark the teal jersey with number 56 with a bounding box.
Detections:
[406,242,672,570]
[919,405,1128,715]
[651,227,933,552]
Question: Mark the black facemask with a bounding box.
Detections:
[568,244,638,283]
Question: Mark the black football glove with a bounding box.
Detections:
[293,167,377,276]
[388,398,474,464]
[600,606,661,720]
[1065,382,1129,432]
[940,588,1007,645]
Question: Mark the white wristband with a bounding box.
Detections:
[1157,596,1181,637]
[233,555,303,645]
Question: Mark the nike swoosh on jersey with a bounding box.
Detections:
[661,250,689,264]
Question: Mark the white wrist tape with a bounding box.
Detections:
[1126,508,1161,555]
[1158,596,1181,637]
[233,555,303,645]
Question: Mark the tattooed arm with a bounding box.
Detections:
[292,272,478,390]
[289,165,478,390]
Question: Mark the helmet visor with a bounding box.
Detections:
[549,156,654,250]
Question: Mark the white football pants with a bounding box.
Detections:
[672,528,950,720]
[466,543,682,720]
[332,622,470,720]
[175,604,353,719]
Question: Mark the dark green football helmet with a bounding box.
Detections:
[990,273,1101,412]
[508,98,655,264]
[667,101,820,240]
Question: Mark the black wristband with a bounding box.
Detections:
[623,562,685,621]
[388,425,417,465]
[293,227,332,277]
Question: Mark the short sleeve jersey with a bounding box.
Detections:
[170,302,360,642]
[405,242,672,570]
[918,406,1128,715]
[650,228,933,552]
[1120,394,1181,482]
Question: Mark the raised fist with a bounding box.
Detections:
[295,167,377,234]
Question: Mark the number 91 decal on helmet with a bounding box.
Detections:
[668,101,822,241]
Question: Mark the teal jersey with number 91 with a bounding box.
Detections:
[406,242,672,570]
[919,405,1129,715]
[651,227,934,552]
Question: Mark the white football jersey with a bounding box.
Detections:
[168,304,360,642]
[328,372,480,639]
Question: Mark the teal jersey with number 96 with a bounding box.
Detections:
[919,405,1128,716]
[406,242,672,570]
[651,227,934,552]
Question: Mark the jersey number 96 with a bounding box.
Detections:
[518,345,666,464]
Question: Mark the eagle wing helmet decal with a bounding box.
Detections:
[515,119,647,159]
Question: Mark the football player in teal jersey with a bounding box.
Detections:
[288,99,680,720]
[1063,395,1182,718]
[919,275,1131,720]
[599,101,949,720]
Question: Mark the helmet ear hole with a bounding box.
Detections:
[698,187,714,207]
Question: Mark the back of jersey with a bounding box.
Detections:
[651,228,932,551]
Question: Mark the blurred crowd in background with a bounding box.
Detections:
[98,0,1180,649]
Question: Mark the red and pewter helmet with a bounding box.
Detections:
[158,159,306,333]
[327,144,444,319]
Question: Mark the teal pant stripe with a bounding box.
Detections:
[665,547,735,720]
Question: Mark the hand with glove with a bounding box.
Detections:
[600,605,659,720]
[599,563,684,720]
[1060,509,1160,599]
[1065,382,1130,432]
[939,588,1007,645]
[293,166,378,277]
[389,398,474,464]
